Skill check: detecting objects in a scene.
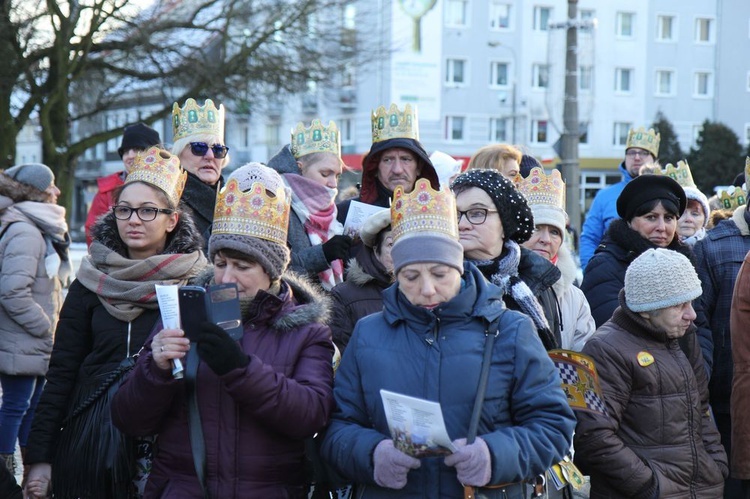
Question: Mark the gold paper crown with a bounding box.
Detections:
[211,178,290,246]
[290,119,341,159]
[655,160,697,188]
[172,98,225,142]
[718,187,747,211]
[126,146,187,205]
[371,103,419,143]
[626,127,660,157]
[514,167,565,210]
[391,179,458,243]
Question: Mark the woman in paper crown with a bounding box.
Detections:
[24,147,207,499]
[268,119,352,290]
[321,180,575,498]
[111,162,335,498]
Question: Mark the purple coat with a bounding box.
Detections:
[111,273,335,498]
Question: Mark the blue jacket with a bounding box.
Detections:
[580,163,634,271]
[321,263,575,498]
[693,207,750,414]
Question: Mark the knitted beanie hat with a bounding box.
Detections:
[519,154,543,178]
[118,123,161,157]
[683,186,710,227]
[625,248,702,312]
[617,174,686,221]
[530,205,566,235]
[451,169,535,244]
[5,163,54,192]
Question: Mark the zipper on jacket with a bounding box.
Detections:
[672,340,700,493]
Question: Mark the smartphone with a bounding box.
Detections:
[178,284,243,342]
[178,286,208,342]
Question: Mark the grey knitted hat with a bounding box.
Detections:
[625,248,702,312]
[208,233,290,281]
[5,163,54,192]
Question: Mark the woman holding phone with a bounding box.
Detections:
[111,163,335,498]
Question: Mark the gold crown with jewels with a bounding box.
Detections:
[371,103,419,143]
[172,98,225,142]
[626,127,660,158]
[514,167,565,210]
[126,146,187,205]
[391,179,458,243]
[290,119,341,159]
[655,160,697,188]
[212,178,290,246]
[718,186,746,211]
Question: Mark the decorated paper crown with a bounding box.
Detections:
[718,186,747,211]
[290,119,341,159]
[390,179,458,243]
[371,103,419,143]
[125,146,187,205]
[514,167,565,210]
[626,127,660,158]
[172,98,225,142]
[654,160,697,188]
[211,178,290,246]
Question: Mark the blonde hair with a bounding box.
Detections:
[638,161,662,176]
[467,144,522,171]
[171,133,230,169]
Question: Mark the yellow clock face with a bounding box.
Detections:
[398,0,437,19]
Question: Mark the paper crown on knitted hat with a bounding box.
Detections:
[390,179,463,274]
[125,147,187,206]
[290,119,341,159]
[371,103,419,143]
[172,98,225,142]
[626,127,660,158]
[515,167,567,234]
[717,186,746,211]
[625,248,701,312]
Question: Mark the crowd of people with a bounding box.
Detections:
[0,99,747,499]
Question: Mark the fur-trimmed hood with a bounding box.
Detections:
[551,244,578,297]
[732,205,750,236]
[91,203,205,257]
[344,247,393,288]
[0,170,51,205]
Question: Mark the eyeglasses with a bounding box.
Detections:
[457,208,498,225]
[189,142,229,159]
[113,206,174,221]
[625,149,651,158]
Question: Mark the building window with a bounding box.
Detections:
[579,9,595,34]
[489,118,509,142]
[613,122,631,146]
[579,65,593,91]
[445,58,467,86]
[490,62,509,87]
[340,118,354,145]
[531,119,548,143]
[445,116,466,141]
[343,3,356,30]
[616,12,634,38]
[655,69,675,96]
[342,64,356,87]
[532,64,550,89]
[614,68,632,93]
[445,0,469,27]
[694,71,713,97]
[489,2,511,30]
[265,124,279,146]
[533,6,551,31]
[695,18,714,43]
[657,15,675,41]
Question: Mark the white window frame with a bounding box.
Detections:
[340,118,354,145]
[613,122,632,147]
[530,119,549,144]
[656,14,677,42]
[490,61,510,88]
[489,1,512,31]
[693,71,714,98]
[532,63,550,89]
[533,6,552,31]
[655,69,676,96]
[616,12,635,38]
[489,117,509,142]
[445,116,467,142]
[445,0,469,28]
[579,65,593,92]
[445,58,468,86]
[614,67,633,93]
[695,17,715,44]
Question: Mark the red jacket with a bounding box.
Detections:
[85,171,125,245]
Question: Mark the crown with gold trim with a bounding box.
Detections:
[514,167,565,210]
[371,103,419,143]
[626,127,660,158]
[172,98,225,142]
[290,119,341,159]
[718,186,746,211]
[390,179,458,243]
[125,146,187,205]
[211,178,290,246]
[654,160,697,189]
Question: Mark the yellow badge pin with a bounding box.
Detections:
[637,351,655,367]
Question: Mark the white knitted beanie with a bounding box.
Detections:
[683,186,710,228]
[625,248,702,312]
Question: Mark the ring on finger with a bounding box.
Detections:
[160,345,165,352]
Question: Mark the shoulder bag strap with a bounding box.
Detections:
[186,347,210,499]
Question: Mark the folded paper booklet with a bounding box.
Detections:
[380,389,457,458]
[342,201,388,239]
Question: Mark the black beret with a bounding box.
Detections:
[616,175,687,221]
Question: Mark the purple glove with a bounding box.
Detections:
[444,437,491,487]
[373,439,421,489]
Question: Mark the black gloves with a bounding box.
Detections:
[322,235,353,263]
[196,321,249,376]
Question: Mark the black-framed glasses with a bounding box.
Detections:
[457,208,498,226]
[189,142,229,159]
[625,149,650,158]
[113,206,174,221]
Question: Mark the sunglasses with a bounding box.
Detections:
[189,142,229,159]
